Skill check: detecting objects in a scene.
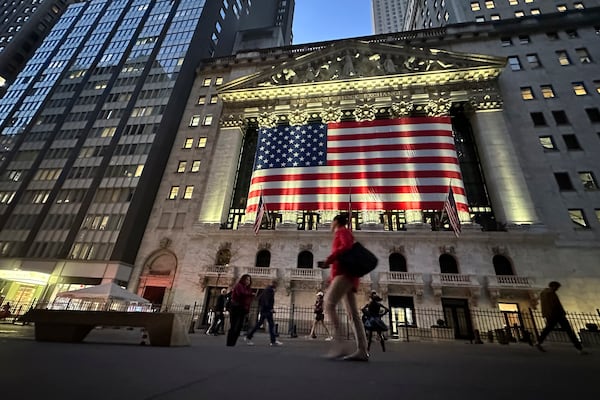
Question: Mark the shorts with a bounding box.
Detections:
[315,313,325,321]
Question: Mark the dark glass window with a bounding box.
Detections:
[389,253,407,272]
[554,172,575,190]
[562,134,581,150]
[552,110,569,125]
[297,250,313,268]
[531,112,547,126]
[439,254,458,274]
[493,255,514,275]
[255,250,271,268]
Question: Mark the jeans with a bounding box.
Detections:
[538,314,582,350]
[208,311,224,334]
[324,275,368,353]
[246,310,277,343]
[226,306,247,346]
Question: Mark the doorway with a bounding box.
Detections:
[388,296,415,338]
[441,298,473,340]
[142,286,166,305]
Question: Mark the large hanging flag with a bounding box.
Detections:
[443,185,462,238]
[245,117,468,213]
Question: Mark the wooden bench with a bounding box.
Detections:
[20,309,190,347]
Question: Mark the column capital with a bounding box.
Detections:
[468,93,504,112]
[424,97,452,117]
[352,104,376,122]
[320,106,343,123]
[257,111,278,128]
[219,113,246,129]
[390,100,415,118]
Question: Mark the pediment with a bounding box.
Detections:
[220,40,506,95]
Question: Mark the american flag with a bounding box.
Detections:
[245,117,468,213]
[253,193,268,235]
[443,185,461,237]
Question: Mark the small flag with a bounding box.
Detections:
[443,185,461,237]
[253,193,268,235]
[348,185,352,232]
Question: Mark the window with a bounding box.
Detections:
[509,0,517,5]
[586,108,600,123]
[255,249,271,268]
[475,16,485,22]
[177,161,186,173]
[197,137,208,148]
[531,112,547,126]
[568,209,589,228]
[519,35,530,44]
[546,31,559,40]
[439,254,458,274]
[202,115,213,126]
[520,87,535,100]
[297,250,314,268]
[562,134,581,150]
[556,4,567,12]
[566,29,578,38]
[572,82,587,96]
[556,50,572,66]
[168,186,179,200]
[539,136,557,151]
[191,160,201,172]
[485,0,495,9]
[493,255,513,276]
[579,172,598,190]
[501,37,512,46]
[595,81,600,95]
[573,2,584,9]
[530,8,540,15]
[210,95,218,104]
[554,172,574,191]
[541,85,555,98]
[596,209,600,223]
[189,115,201,127]
[183,186,194,199]
[197,96,206,105]
[576,48,592,64]
[552,111,569,125]
[470,2,481,11]
[507,56,522,71]
[514,11,525,18]
[183,138,194,149]
[490,14,500,20]
[215,77,224,85]
[526,54,541,68]
[389,253,407,272]
[202,78,211,86]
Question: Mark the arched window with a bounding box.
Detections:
[255,249,271,268]
[215,249,231,266]
[297,250,313,269]
[439,254,458,274]
[389,253,407,272]
[493,255,514,275]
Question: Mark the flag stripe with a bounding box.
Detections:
[248,201,466,212]
[249,185,467,198]
[328,156,459,166]
[328,142,457,153]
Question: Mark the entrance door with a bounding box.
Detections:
[442,298,473,340]
[388,296,415,338]
[143,286,166,305]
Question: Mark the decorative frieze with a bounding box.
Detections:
[320,106,343,123]
[257,112,278,128]
[424,97,452,117]
[468,93,503,111]
[353,104,376,121]
[390,100,414,118]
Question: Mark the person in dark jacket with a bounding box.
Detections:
[245,279,282,346]
[226,274,254,347]
[535,281,586,354]
[207,288,227,335]
[362,292,389,352]
[309,291,332,340]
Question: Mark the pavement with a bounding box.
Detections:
[0,323,598,400]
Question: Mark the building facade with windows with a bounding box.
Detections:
[372,0,410,34]
[131,7,600,338]
[0,0,289,309]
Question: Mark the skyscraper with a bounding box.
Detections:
[0,0,294,304]
[372,0,409,34]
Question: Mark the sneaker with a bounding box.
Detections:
[244,337,255,346]
[534,343,546,352]
[325,336,334,341]
[311,334,317,339]
[270,340,283,346]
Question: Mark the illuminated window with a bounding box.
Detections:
[526,54,541,68]
[177,161,187,173]
[530,8,540,15]
[572,82,587,96]
[509,0,518,4]
[490,14,500,20]
[183,186,194,199]
[554,172,574,191]
[568,209,589,228]
[574,2,584,9]
[202,115,213,126]
[576,48,592,64]
[168,186,179,200]
[514,11,525,18]
[470,2,480,11]
[101,127,116,137]
[539,136,557,151]
[556,50,571,66]
[197,137,207,148]
[134,165,144,177]
[507,56,522,70]
[475,16,485,22]
[215,77,224,85]
[540,85,555,99]
[210,95,218,104]
[562,134,581,150]
[579,172,598,190]
[595,81,600,94]
[520,87,535,100]
[556,4,567,12]
[595,209,600,223]
[202,78,212,87]
[183,138,194,149]
[197,96,206,105]
[485,0,495,9]
[191,160,201,172]
[519,35,530,44]
[189,115,201,127]
[501,37,512,46]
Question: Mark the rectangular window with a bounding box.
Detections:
[541,85,555,98]
[556,4,567,12]
[568,209,589,228]
[530,8,540,15]
[202,115,213,126]
[197,96,206,105]
[585,108,600,123]
[594,80,600,95]
[191,160,201,172]
[552,110,569,125]
[531,112,547,126]
[514,11,525,18]
[215,77,224,85]
[210,95,218,104]
[520,87,535,100]
[566,29,578,38]
[562,134,581,150]
[168,186,179,200]
[183,186,194,199]
[471,2,481,11]
[595,209,600,223]
[490,14,500,20]
[554,172,574,191]
[177,161,187,173]
[183,138,194,149]
[546,31,559,40]
[202,78,212,86]
[576,48,592,64]
[173,213,186,229]
[556,50,572,66]
[189,115,201,127]
[197,137,208,148]
[158,212,171,229]
[485,0,495,9]
[572,82,587,96]
[573,2,584,9]
[501,37,512,46]
[579,172,598,190]
[508,56,522,71]
[539,136,557,151]
[526,54,541,68]
[519,35,530,44]
[475,16,485,22]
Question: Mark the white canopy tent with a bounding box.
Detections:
[54,283,151,311]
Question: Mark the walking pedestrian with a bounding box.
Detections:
[318,213,369,361]
[309,291,333,340]
[535,281,587,354]
[207,288,227,335]
[245,279,282,346]
[362,292,389,352]
[226,274,254,347]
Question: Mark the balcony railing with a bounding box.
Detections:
[487,275,533,288]
[286,268,324,281]
[431,273,479,287]
[239,267,278,279]
[379,271,424,285]
[202,265,234,276]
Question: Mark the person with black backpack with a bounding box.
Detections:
[244,279,282,347]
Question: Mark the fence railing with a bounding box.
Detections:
[487,275,533,288]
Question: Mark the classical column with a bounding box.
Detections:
[468,95,539,225]
[197,118,245,225]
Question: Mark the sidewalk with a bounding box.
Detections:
[0,325,597,400]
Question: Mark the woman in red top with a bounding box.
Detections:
[226,274,254,346]
[320,214,369,361]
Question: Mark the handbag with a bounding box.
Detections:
[338,242,378,277]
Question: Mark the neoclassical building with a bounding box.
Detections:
[131,9,600,337]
